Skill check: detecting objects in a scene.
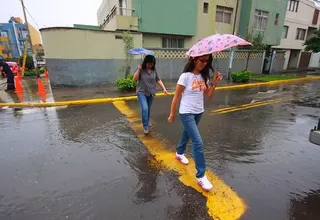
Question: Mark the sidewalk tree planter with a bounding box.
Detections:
[231,71,252,83]
[122,31,134,78]
[115,74,137,92]
[18,54,34,70]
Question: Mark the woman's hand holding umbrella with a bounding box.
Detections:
[211,70,223,87]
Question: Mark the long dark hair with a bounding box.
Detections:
[183,54,214,88]
[142,55,156,71]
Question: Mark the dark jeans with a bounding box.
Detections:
[6,70,15,90]
[177,113,205,178]
[137,93,154,130]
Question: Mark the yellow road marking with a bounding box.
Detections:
[1,76,319,108]
[211,98,291,115]
[113,101,247,220]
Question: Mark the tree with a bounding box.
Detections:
[122,31,134,77]
[304,29,320,53]
[18,54,34,70]
[36,49,45,61]
[242,31,266,71]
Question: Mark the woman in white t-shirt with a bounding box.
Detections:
[168,54,222,191]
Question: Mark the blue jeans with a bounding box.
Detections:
[177,113,205,178]
[137,93,154,130]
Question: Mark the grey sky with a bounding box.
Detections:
[1,0,102,28]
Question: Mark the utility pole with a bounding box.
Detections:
[232,0,240,35]
[20,0,39,77]
[227,0,240,81]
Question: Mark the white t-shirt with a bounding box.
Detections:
[177,72,208,114]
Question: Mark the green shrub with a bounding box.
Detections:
[24,69,37,76]
[115,74,137,92]
[39,67,45,74]
[18,54,34,70]
[231,71,252,83]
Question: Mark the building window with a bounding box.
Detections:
[162,37,185,48]
[203,2,209,13]
[296,28,306,40]
[282,26,289,38]
[274,13,279,26]
[216,6,233,24]
[254,10,269,31]
[288,0,299,12]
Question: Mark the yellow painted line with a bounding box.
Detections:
[212,100,271,113]
[1,76,320,108]
[113,100,246,220]
[211,98,291,115]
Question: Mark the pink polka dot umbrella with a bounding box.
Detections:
[186,34,252,58]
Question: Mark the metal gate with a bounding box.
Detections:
[298,52,312,69]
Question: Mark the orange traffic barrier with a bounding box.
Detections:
[39,93,47,102]
[16,70,22,81]
[37,77,47,95]
[15,77,23,94]
[14,77,24,102]
[44,70,49,79]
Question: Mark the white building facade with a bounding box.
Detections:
[275,0,320,69]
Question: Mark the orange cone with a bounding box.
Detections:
[44,70,49,79]
[37,77,47,95]
[14,77,24,102]
[39,93,47,102]
[16,92,24,102]
[15,77,23,94]
[16,70,22,81]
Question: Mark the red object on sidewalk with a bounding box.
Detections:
[44,70,49,79]
[14,77,24,102]
[37,77,47,95]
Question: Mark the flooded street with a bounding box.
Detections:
[1,81,320,219]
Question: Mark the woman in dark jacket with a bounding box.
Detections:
[0,60,15,91]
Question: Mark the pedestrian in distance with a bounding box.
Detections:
[133,55,168,135]
[168,54,223,191]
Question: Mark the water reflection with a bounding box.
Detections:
[289,188,320,220]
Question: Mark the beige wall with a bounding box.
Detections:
[142,34,162,48]
[279,21,308,50]
[28,24,42,45]
[97,0,133,26]
[215,0,241,34]
[190,0,240,46]
[104,14,138,31]
[277,0,320,50]
[40,27,142,59]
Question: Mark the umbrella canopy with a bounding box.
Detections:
[128,47,155,56]
[186,34,252,57]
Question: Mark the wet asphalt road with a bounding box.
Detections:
[1,81,320,220]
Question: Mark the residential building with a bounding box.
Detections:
[0,17,41,59]
[97,0,241,49]
[238,0,289,46]
[274,0,320,69]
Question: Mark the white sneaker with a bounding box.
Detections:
[175,152,189,165]
[197,175,213,191]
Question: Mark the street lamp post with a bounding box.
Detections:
[20,0,39,78]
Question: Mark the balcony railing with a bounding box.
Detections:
[100,6,136,28]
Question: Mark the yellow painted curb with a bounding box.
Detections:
[113,100,247,220]
[1,76,319,108]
